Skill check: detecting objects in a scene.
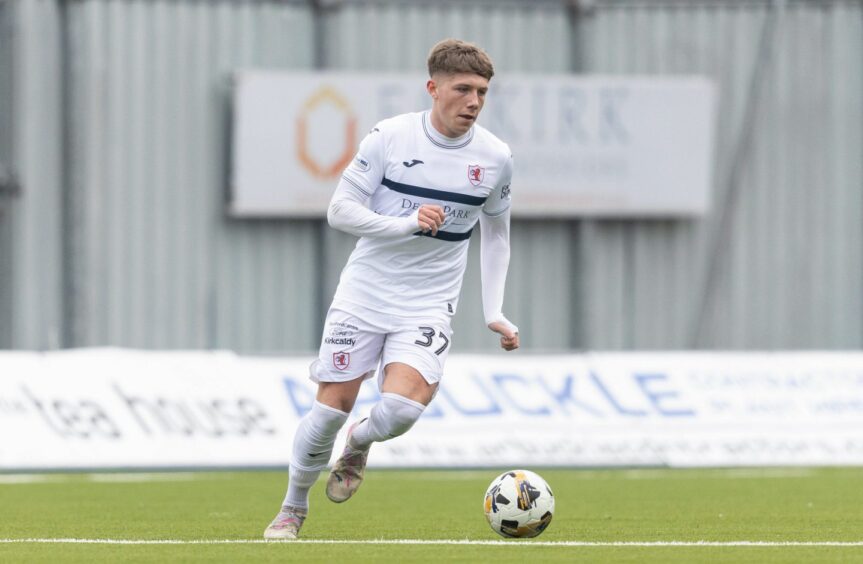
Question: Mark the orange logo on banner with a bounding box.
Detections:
[296,87,357,179]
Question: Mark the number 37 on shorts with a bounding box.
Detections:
[383,323,453,381]
[414,326,450,355]
[395,324,453,383]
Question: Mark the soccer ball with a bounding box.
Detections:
[483,469,555,538]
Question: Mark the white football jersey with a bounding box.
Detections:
[332,110,513,323]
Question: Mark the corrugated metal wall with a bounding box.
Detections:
[0,0,64,350]
[2,0,861,353]
[578,0,863,349]
[64,0,317,351]
[0,0,13,348]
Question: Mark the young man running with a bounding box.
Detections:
[265,38,519,540]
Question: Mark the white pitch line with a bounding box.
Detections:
[1,539,863,547]
[87,473,201,483]
[0,475,52,484]
[0,473,233,485]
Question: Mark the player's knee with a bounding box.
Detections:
[379,392,425,438]
[309,401,350,436]
[316,377,366,413]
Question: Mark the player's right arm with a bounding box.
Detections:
[480,152,519,351]
[328,126,444,237]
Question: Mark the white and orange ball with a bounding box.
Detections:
[483,469,555,538]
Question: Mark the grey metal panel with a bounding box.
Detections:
[7,0,861,354]
[2,0,64,349]
[322,1,574,351]
[580,221,630,348]
[578,1,863,349]
[827,1,863,347]
[324,1,571,74]
[65,0,317,352]
[0,0,13,348]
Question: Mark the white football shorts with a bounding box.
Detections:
[309,307,453,386]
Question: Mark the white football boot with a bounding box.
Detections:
[263,505,307,540]
[326,418,370,503]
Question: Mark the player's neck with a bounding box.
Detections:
[424,111,472,146]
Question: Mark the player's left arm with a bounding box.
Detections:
[480,153,519,352]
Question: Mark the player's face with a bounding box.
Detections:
[427,73,489,138]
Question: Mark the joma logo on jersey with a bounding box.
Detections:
[468,165,485,186]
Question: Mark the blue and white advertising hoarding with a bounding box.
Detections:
[1,350,862,470]
[231,72,716,218]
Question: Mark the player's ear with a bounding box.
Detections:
[426,79,438,101]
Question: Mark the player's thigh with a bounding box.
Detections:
[310,308,385,387]
[381,322,453,389]
[316,378,367,413]
[381,362,439,406]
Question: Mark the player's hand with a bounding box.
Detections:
[417,204,445,236]
[488,320,519,351]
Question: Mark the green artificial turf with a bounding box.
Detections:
[1,467,862,563]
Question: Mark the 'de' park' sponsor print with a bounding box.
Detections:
[1,350,863,469]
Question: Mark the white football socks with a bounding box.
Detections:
[349,392,425,450]
[283,400,349,510]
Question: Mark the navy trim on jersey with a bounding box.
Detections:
[341,175,372,196]
[422,113,474,149]
[382,177,487,206]
[413,228,474,242]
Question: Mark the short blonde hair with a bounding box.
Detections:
[427,39,494,81]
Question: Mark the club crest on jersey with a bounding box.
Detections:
[333,352,350,370]
[468,165,485,186]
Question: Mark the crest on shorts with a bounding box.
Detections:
[468,165,484,186]
[333,352,350,371]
